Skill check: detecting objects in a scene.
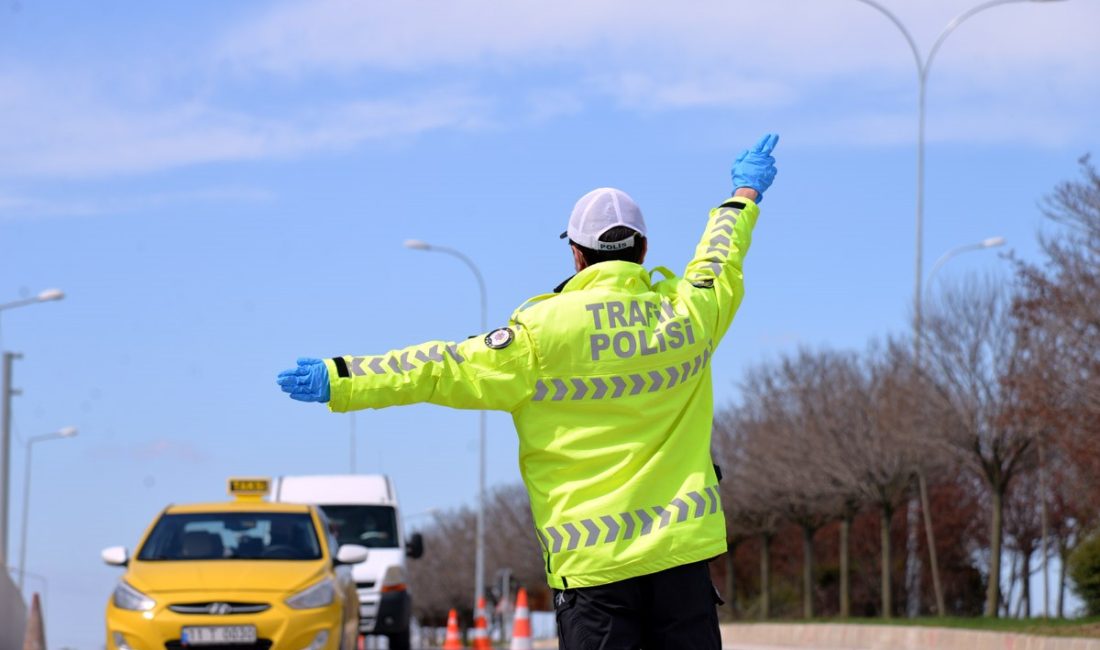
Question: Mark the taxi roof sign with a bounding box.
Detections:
[228,478,270,501]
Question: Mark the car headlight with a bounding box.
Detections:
[286,578,335,610]
[112,581,156,612]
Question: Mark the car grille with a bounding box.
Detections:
[167,602,270,615]
[165,642,272,650]
[356,581,376,589]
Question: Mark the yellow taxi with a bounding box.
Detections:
[103,478,366,650]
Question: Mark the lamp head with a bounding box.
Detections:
[37,288,64,302]
[981,237,1006,248]
[57,426,78,438]
[403,240,432,251]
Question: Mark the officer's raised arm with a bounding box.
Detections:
[684,133,778,342]
[276,323,539,413]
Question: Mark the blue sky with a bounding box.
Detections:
[1,0,1097,645]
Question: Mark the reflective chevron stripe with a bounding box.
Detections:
[540,485,721,556]
[546,526,565,553]
[562,523,581,551]
[670,497,690,523]
[342,342,463,379]
[600,515,620,543]
[531,342,714,401]
[690,205,740,284]
[687,490,707,518]
[620,512,635,540]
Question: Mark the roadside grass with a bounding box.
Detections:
[726,616,1100,639]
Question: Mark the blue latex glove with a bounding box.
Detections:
[276,357,331,403]
[731,133,779,203]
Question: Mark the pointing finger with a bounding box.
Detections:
[754,133,778,155]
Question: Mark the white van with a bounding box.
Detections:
[271,475,423,650]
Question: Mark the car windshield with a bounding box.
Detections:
[319,505,399,549]
[137,512,322,561]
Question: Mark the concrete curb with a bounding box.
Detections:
[720,623,1100,650]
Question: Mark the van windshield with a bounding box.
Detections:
[137,512,322,561]
[319,505,399,549]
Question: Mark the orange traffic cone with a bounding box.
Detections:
[510,588,532,650]
[443,608,463,649]
[22,593,46,650]
[472,596,492,649]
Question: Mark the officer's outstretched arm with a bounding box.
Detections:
[683,198,760,342]
[684,133,778,342]
[321,325,538,413]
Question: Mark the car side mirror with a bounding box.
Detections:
[101,546,129,567]
[335,544,369,565]
[406,532,424,560]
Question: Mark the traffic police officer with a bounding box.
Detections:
[278,133,779,649]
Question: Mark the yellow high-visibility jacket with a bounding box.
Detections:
[323,197,759,589]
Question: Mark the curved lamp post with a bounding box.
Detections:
[404,240,489,609]
[926,237,1006,292]
[851,0,1063,617]
[18,426,78,592]
[0,289,65,349]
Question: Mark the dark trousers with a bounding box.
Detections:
[553,560,722,650]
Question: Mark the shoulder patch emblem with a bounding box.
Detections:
[485,327,515,350]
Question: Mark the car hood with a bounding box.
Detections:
[127,559,329,594]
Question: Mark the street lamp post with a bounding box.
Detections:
[918,236,1005,615]
[0,288,65,570]
[404,240,489,609]
[18,426,78,593]
[851,0,1063,617]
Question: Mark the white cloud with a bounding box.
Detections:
[604,70,797,111]
[219,0,1100,88]
[211,0,1099,145]
[784,105,1086,149]
[0,186,276,219]
[0,0,1094,181]
[0,67,490,177]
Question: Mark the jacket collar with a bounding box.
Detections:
[554,261,652,294]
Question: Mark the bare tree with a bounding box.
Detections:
[922,277,1038,617]
[774,357,843,620]
[713,411,763,618]
[715,370,790,620]
[407,484,546,626]
[1010,157,1100,617]
[484,484,547,595]
[1016,156,1100,431]
[1004,468,1044,617]
[408,506,478,625]
[787,342,931,619]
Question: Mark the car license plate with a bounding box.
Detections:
[181,625,257,645]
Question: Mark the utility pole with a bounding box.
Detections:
[1,351,23,569]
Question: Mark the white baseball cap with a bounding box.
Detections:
[560,187,647,251]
